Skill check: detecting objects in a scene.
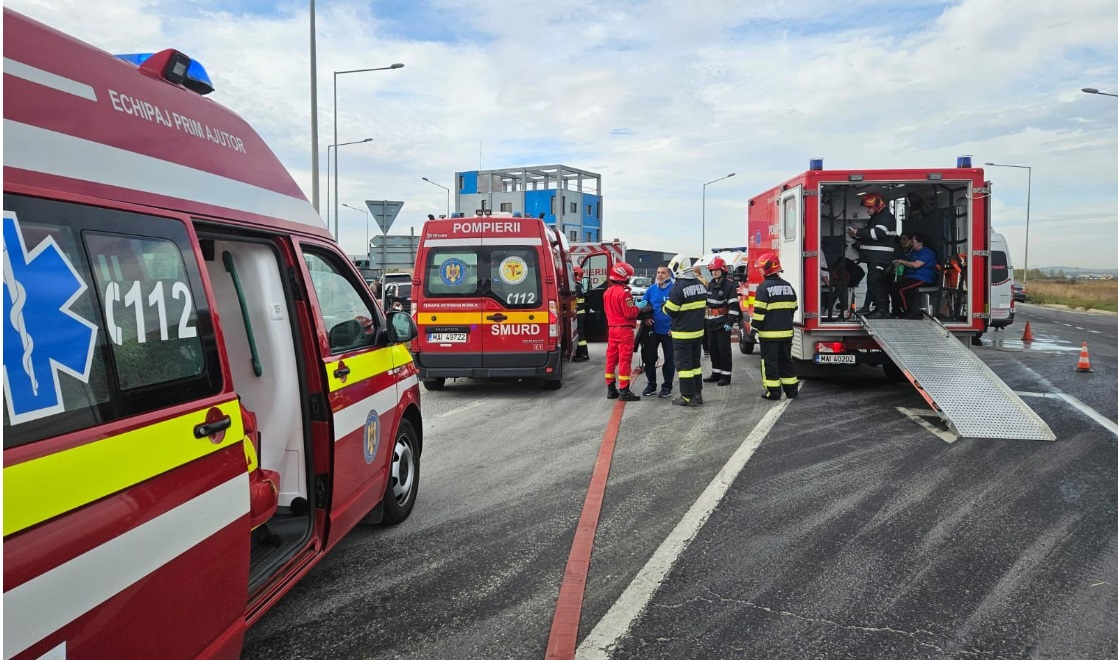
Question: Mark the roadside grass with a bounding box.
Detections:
[1025,280,1118,313]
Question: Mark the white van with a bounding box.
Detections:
[990,232,1015,328]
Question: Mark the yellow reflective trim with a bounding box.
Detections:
[758,330,794,339]
[766,301,798,310]
[670,329,704,340]
[243,434,259,472]
[663,300,681,312]
[326,344,413,393]
[416,311,548,325]
[3,401,244,537]
[763,379,781,387]
[781,377,799,385]
[752,313,766,322]
[680,301,707,311]
[753,300,768,310]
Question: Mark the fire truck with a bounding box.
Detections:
[742,158,1053,441]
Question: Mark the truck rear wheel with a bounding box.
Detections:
[542,360,563,390]
[422,377,445,391]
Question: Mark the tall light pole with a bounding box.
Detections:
[1082,87,1118,98]
[326,138,373,233]
[342,203,370,260]
[702,172,736,254]
[309,0,319,211]
[334,63,404,239]
[985,162,1032,283]
[422,177,451,217]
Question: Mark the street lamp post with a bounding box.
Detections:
[309,0,319,211]
[326,138,373,232]
[702,173,736,254]
[333,63,404,239]
[985,162,1032,283]
[421,177,451,217]
[342,203,371,261]
[1082,87,1118,98]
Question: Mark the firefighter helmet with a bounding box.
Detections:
[860,192,886,213]
[667,254,691,278]
[609,261,634,283]
[708,256,727,273]
[573,265,584,279]
[758,252,782,276]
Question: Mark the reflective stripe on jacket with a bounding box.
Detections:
[854,208,897,264]
[753,274,798,341]
[663,272,707,341]
[705,276,741,329]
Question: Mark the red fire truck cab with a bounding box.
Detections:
[743,158,991,374]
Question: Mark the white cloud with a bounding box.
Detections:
[6,0,1118,267]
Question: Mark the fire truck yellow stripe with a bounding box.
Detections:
[415,311,550,325]
[3,401,244,537]
[325,344,413,393]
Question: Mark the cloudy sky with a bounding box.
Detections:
[8,0,1118,268]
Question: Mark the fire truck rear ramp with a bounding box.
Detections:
[861,316,1056,441]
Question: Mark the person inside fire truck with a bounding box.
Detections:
[889,232,937,319]
[847,192,897,319]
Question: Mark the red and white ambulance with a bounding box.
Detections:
[411,213,577,390]
[3,10,422,658]
[742,158,992,372]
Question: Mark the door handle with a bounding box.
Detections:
[334,365,351,378]
[486,313,508,322]
[195,416,232,438]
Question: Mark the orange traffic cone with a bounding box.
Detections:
[1021,321,1034,342]
[1076,342,1094,373]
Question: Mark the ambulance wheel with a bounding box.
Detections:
[882,360,906,383]
[382,420,419,525]
[422,377,445,391]
[542,361,563,390]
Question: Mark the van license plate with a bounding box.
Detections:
[429,332,467,343]
[815,354,856,364]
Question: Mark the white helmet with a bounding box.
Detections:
[667,253,691,278]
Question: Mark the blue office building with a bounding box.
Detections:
[453,165,602,243]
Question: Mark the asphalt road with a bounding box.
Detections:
[243,306,1117,659]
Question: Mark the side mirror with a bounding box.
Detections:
[386,310,417,344]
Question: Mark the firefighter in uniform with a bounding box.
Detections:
[701,256,741,386]
[572,265,590,362]
[753,252,799,400]
[663,259,709,407]
[603,261,643,401]
[848,192,897,319]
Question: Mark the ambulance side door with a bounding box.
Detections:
[779,185,805,324]
[297,243,396,542]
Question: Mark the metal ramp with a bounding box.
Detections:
[861,316,1056,441]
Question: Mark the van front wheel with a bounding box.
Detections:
[382,420,420,525]
[422,377,445,391]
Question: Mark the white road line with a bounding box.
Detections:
[1090,330,1101,334]
[1017,392,1118,439]
[576,398,793,659]
[1074,326,1085,331]
[896,407,958,444]
[433,399,488,420]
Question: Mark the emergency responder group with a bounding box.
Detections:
[587,251,797,405]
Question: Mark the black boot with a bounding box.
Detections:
[618,387,640,402]
[717,375,731,386]
[573,345,590,362]
[783,386,799,399]
[761,389,781,401]
[672,396,697,407]
[607,383,619,399]
[642,381,657,396]
[702,373,720,383]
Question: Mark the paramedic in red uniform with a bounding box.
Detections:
[603,262,643,401]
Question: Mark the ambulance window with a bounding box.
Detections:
[489,247,541,309]
[991,251,1010,285]
[85,233,206,390]
[3,194,221,449]
[303,252,377,353]
[783,196,798,242]
[424,249,479,297]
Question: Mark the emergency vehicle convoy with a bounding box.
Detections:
[3,10,424,658]
[411,213,578,391]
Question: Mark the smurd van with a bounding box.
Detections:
[3,10,422,659]
[412,213,578,391]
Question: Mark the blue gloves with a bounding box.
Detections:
[636,299,650,309]
[723,324,733,332]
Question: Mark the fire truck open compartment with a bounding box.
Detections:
[817,179,976,326]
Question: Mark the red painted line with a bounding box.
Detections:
[545,396,628,659]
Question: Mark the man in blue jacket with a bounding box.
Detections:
[889,232,938,319]
[640,265,676,397]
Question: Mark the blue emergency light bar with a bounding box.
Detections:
[115,52,215,95]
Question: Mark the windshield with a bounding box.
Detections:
[631,277,652,287]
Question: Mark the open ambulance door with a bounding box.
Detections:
[779,185,805,325]
[577,251,613,342]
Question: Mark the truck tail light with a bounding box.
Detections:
[815,341,845,354]
[548,301,559,338]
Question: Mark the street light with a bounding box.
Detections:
[985,162,1032,283]
[342,203,371,259]
[309,0,319,211]
[326,138,373,232]
[1082,87,1118,98]
[333,63,404,239]
[422,177,451,217]
[702,172,736,254]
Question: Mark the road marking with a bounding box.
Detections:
[545,395,627,659]
[896,407,958,444]
[575,399,793,659]
[1017,392,1118,439]
[1089,330,1101,334]
[1074,326,1085,330]
[433,400,487,420]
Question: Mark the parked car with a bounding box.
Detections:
[381,272,414,312]
[1012,282,1028,302]
[630,276,652,300]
